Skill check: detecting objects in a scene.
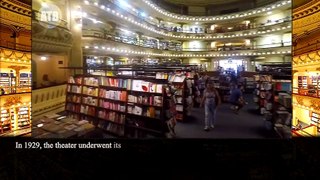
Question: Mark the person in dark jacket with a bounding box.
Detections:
[0,88,5,95]
[229,84,245,114]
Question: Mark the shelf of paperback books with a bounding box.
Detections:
[0,105,31,135]
[64,65,199,137]
[239,72,257,93]
[168,73,193,121]
[253,74,291,137]
[66,74,168,138]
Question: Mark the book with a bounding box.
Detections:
[156,84,163,93]
[133,106,143,115]
[154,96,163,106]
[149,83,156,92]
[132,80,142,91]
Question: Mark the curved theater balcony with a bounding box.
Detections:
[82,29,291,53]
[81,39,291,58]
[101,0,291,35]
[138,0,291,22]
[84,0,290,23]
[32,11,73,53]
[82,1,291,40]
[0,39,31,52]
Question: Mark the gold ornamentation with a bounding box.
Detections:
[310,99,320,111]
[4,96,22,107]
[296,96,304,105]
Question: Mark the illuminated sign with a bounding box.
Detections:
[39,3,62,29]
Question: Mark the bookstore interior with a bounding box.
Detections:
[291,0,320,137]
[2,0,293,138]
[0,0,32,136]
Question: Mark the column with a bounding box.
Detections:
[68,0,83,75]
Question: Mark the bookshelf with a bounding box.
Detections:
[19,73,32,87]
[17,106,31,129]
[0,105,31,135]
[253,72,292,137]
[1,109,11,134]
[310,112,320,134]
[0,73,10,88]
[63,64,199,136]
[169,73,186,121]
[253,74,273,115]
[272,78,292,138]
[66,74,168,137]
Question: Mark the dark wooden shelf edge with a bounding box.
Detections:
[126,113,161,120]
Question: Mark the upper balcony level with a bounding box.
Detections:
[141,0,291,21]
[82,28,291,53]
[0,39,31,52]
[84,0,291,23]
[106,0,291,34]
[81,3,291,41]
[82,37,291,59]
[0,0,31,31]
[32,10,73,53]
[293,40,320,57]
[293,0,320,44]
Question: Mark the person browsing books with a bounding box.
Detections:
[201,81,221,131]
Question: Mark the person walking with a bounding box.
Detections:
[201,81,221,131]
[230,84,245,114]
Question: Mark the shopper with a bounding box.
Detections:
[201,81,221,131]
[230,84,245,114]
[41,74,52,87]
[0,88,5,95]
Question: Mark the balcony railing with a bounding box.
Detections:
[32,84,67,118]
[150,0,280,16]
[82,29,291,52]
[292,124,317,137]
[1,86,32,95]
[294,40,320,56]
[88,0,291,36]
[0,39,31,51]
[163,17,291,34]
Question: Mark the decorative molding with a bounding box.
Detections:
[0,8,31,30]
[293,49,320,67]
[296,96,304,105]
[32,20,73,53]
[310,99,320,111]
[0,0,31,17]
[0,48,31,61]
[3,96,22,107]
[293,0,320,20]
[293,94,320,114]
[32,41,72,53]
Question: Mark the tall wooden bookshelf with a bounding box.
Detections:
[66,73,168,137]
[64,64,199,137]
